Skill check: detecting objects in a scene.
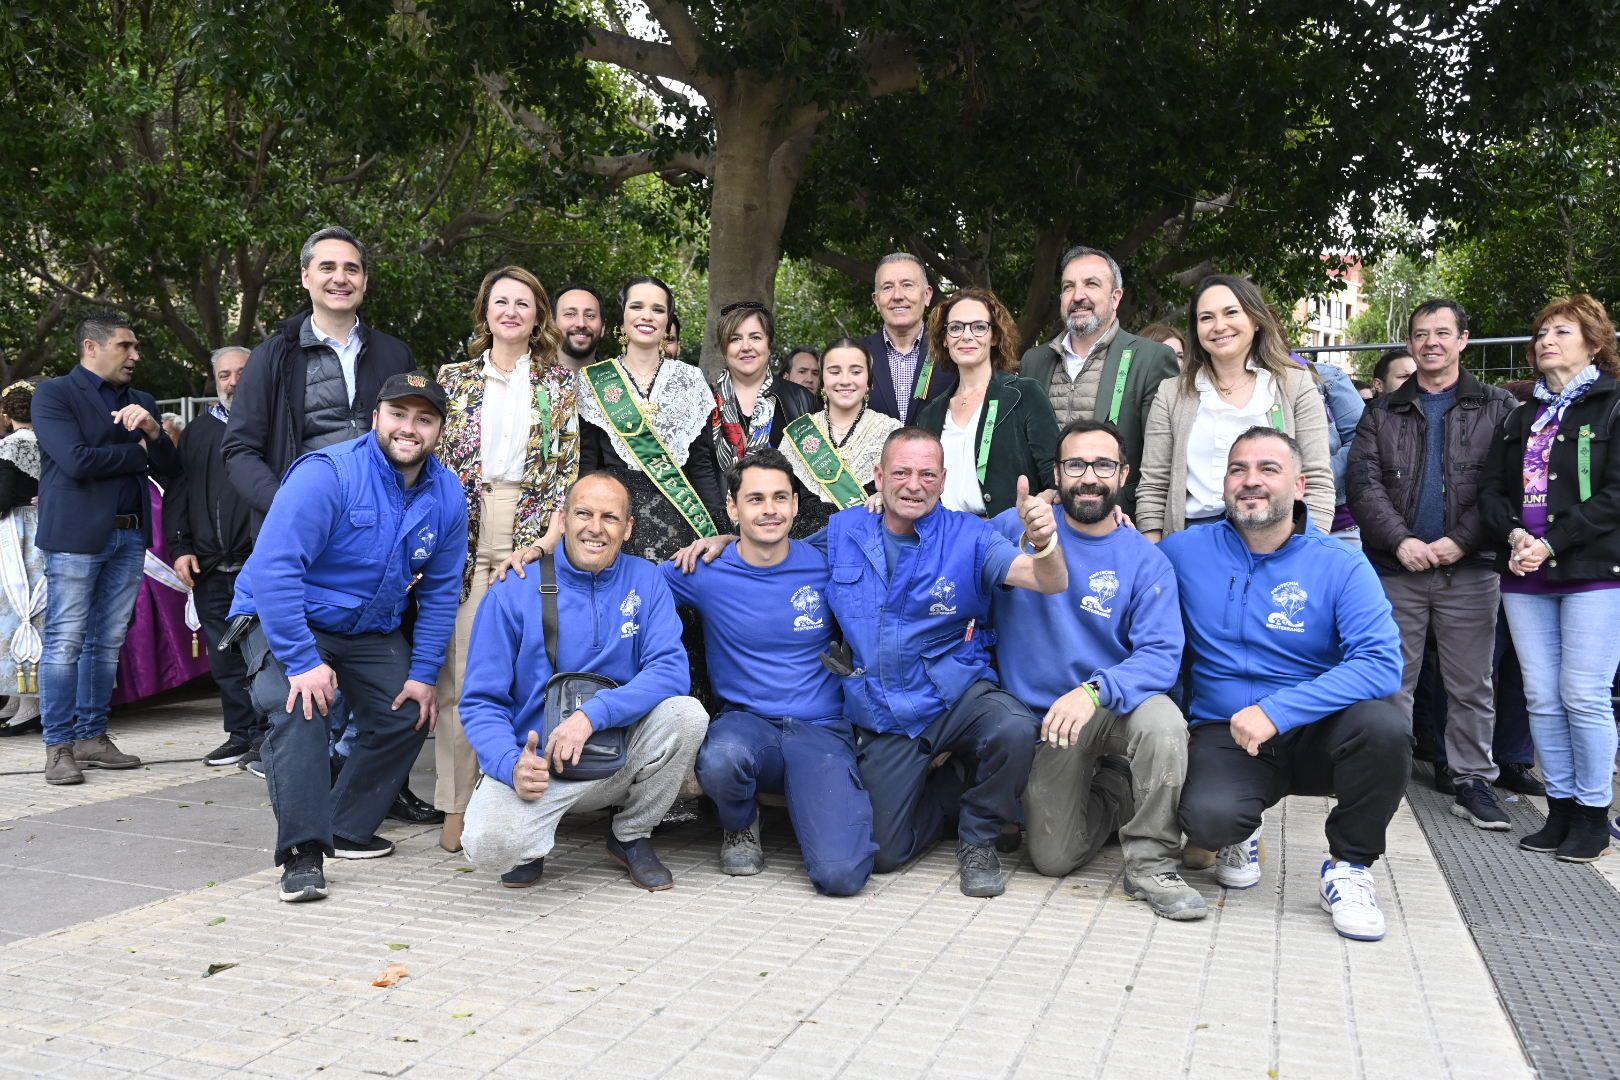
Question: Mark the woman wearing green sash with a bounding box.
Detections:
[915,288,1058,520]
[575,276,727,561]
[780,338,901,537]
[1136,275,1334,539]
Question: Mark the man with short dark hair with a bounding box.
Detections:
[858,254,954,424]
[552,283,606,371]
[1370,348,1416,397]
[993,418,1203,920]
[33,312,180,784]
[168,346,259,766]
[233,372,467,903]
[1167,427,1407,941]
[1348,299,1517,829]
[459,471,706,892]
[1017,246,1179,513]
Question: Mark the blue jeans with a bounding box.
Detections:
[40,529,147,746]
[1501,589,1620,807]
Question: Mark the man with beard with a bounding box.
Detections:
[990,419,1203,920]
[168,346,260,767]
[230,372,468,902]
[1017,246,1178,514]
[1163,427,1407,941]
[552,283,606,371]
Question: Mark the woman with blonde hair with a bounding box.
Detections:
[1136,275,1334,539]
[432,266,578,852]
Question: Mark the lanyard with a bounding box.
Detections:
[1106,348,1134,425]
[1579,424,1594,501]
[1268,401,1285,431]
[975,399,1000,486]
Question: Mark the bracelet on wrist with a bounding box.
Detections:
[1026,533,1059,559]
[1080,682,1101,708]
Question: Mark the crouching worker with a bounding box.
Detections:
[459,471,706,891]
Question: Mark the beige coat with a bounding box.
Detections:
[1135,366,1335,536]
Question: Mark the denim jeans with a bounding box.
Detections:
[40,528,147,746]
[1501,589,1620,807]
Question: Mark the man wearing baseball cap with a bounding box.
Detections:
[230,371,469,902]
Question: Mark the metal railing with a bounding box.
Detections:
[152,396,220,424]
[1295,337,1539,384]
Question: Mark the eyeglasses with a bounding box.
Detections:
[720,300,769,316]
[945,320,992,338]
[1059,457,1121,478]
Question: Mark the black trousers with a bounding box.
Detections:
[856,680,1038,871]
[193,569,262,743]
[1179,700,1411,867]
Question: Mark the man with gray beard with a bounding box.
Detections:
[1017,246,1178,514]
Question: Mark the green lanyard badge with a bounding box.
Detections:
[976,399,1000,486]
[1579,424,1594,502]
[1106,348,1134,425]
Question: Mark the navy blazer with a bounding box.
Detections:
[34,364,179,554]
[857,330,955,425]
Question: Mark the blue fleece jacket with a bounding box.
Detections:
[458,544,689,789]
[989,510,1182,715]
[1158,511,1401,731]
[661,541,843,722]
[230,433,467,682]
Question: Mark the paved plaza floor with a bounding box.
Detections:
[0,684,1608,1079]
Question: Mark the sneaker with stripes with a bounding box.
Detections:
[1214,826,1263,889]
[1319,859,1385,941]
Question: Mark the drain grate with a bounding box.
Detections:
[1407,781,1620,1080]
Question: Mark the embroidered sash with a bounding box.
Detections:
[583,361,717,537]
[783,415,867,509]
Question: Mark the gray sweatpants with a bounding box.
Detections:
[1024,693,1188,878]
[461,697,708,872]
[1381,565,1500,784]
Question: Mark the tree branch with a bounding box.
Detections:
[581,23,692,85]
[787,33,923,135]
[641,0,704,76]
[1115,201,1182,260]
[809,246,879,285]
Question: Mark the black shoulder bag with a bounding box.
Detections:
[540,553,629,780]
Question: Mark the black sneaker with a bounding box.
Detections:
[239,746,265,779]
[279,846,328,903]
[332,834,396,859]
[605,832,674,891]
[957,840,1008,897]
[1451,778,1510,831]
[204,736,252,767]
[500,857,546,888]
[386,785,446,825]
[1493,762,1547,798]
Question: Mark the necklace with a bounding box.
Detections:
[829,403,866,448]
[1214,370,1255,396]
[623,357,663,413]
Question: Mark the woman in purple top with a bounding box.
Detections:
[1480,294,1620,863]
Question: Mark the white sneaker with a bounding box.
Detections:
[1319,859,1385,941]
[1214,826,1263,889]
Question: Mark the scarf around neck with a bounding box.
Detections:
[1531,363,1600,433]
[712,370,777,475]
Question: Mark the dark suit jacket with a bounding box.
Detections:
[1017,328,1178,514]
[857,330,955,425]
[34,364,179,553]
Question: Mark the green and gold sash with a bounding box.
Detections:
[784,414,867,509]
[582,361,717,537]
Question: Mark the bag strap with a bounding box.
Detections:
[540,552,559,671]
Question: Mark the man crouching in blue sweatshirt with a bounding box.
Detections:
[231,372,469,903]
[1161,427,1407,941]
[992,419,1205,921]
[458,471,706,891]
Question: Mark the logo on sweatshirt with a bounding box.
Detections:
[619,589,642,638]
[411,525,436,562]
[791,585,825,631]
[1266,581,1308,633]
[929,577,958,615]
[1080,569,1119,619]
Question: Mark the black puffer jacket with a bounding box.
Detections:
[1347,368,1516,574]
[1478,374,1620,583]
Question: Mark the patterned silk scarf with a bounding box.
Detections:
[1531,363,1600,433]
[711,371,778,476]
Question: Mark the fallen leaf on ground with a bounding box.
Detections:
[386,943,410,951]
[569,987,596,993]
[114,818,130,823]
[207,917,225,926]
[392,1036,418,1043]
[452,1012,473,1019]
[205,881,216,888]
[177,804,189,808]
[373,963,410,988]
[453,866,475,873]
[203,963,237,978]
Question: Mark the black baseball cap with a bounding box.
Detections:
[376,371,448,420]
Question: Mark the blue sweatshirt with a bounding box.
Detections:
[661,541,843,722]
[458,544,689,789]
[989,510,1182,715]
[1159,513,1401,731]
[230,434,467,682]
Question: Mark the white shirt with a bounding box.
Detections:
[479,352,534,483]
[1184,364,1277,520]
[310,314,362,405]
[940,404,987,515]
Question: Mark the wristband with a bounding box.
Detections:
[1080,681,1101,708]
[1540,537,1555,557]
[1023,532,1059,559]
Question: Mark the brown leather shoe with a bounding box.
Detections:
[72,734,141,769]
[439,812,465,853]
[45,744,84,785]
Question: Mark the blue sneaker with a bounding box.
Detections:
[1214,826,1263,889]
[1319,860,1384,941]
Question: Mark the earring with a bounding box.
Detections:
[614,326,627,348]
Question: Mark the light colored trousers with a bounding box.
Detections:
[435,483,519,813]
[461,697,708,871]
[1024,693,1188,878]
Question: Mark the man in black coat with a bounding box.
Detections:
[168,346,259,767]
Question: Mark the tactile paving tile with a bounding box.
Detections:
[1408,781,1620,1080]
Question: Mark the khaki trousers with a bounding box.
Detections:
[435,483,520,813]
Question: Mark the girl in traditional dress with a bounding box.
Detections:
[779,338,900,537]
[0,380,44,729]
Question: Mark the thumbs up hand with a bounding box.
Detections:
[1017,474,1057,549]
[512,729,550,801]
